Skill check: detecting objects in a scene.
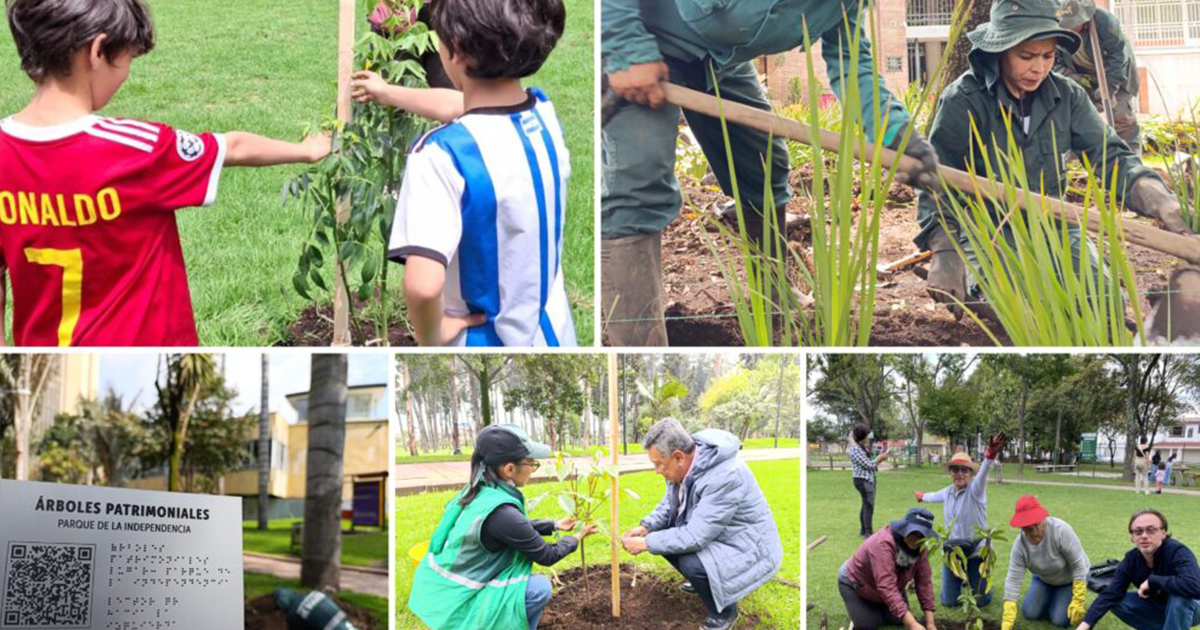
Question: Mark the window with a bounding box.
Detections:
[1112,0,1200,46]
[1171,425,1185,437]
[1189,426,1196,438]
[907,0,956,26]
[348,392,375,418]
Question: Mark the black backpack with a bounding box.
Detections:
[1087,559,1122,594]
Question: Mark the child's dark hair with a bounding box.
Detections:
[460,452,519,506]
[430,0,564,79]
[7,0,154,82]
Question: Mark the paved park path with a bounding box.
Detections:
[243,552,389,597]
[981,476,1200,496]
[396,447,802,495]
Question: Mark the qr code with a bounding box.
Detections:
[2,542,94,628]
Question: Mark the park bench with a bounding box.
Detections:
[1034,464,1076,473]
[1182,472,1200,488]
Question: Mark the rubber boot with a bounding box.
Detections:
[1146,266,1200,343]
[601,232,669,346]
[926,227,969,320]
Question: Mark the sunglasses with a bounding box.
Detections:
[1130,526,1162,538]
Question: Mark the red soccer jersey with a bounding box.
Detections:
[0,115,225,346]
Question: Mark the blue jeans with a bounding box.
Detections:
[1021,576,1072,627]
[665,552,738,620]
[941,555,994,607]
[526,574,552,630]
[1113,592,1200,630]
[1167,463,1176,486]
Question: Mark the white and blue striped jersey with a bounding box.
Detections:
[388,88,576,347]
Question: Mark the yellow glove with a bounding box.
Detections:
[1001,600,1018,630]
[1068,580,1088,626]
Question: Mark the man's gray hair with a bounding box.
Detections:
[642,418,695,456]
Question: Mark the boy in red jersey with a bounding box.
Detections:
[0,0,329,346]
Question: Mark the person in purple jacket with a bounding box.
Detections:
[1075,509,1200,630]
[838,507,940,630]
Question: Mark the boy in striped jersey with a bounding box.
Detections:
[355,0,577,346]
[0,0,329,346]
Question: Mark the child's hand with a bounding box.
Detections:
[439,312,487,344]
[350,71,389,104]
[302,132,332,163]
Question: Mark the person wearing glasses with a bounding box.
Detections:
[1075,509,1200,630]
[408,424,597,630]
[915,433,1007,607]
[620,418,783,630]
[1000,496,1091,630]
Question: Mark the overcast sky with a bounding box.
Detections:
[96,353,391,422]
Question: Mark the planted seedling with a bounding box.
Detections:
[923,522,1008,630]
[528,451,639,602]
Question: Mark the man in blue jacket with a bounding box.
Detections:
[1076,509,1200,630]
[620,418,784,630]
[601,0,941,345]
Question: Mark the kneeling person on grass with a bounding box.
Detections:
[1001,496,1090,630]
[0,0,330,347]
[1076,509,1200,630]
[620,418,783,630]
[838,508,939,630]
[408,424,597,630]
[366,0,577,347]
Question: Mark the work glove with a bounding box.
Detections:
[926,226,969,320]
[1068,580,1088,626]
[985,432,1007,460]
[1128,177,1192,234]
[1001,600,1018,630]
[914,491,925,502]
[889,122,941,193]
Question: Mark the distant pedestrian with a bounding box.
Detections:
[1166,454,1178,487]
[1133,438,1150,495]
[849,425,888,539]
[1156,463,1167,495]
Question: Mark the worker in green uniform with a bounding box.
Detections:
[408,425,597,630]
[913,0,1188,318]
[1056,0,1143,154]
[601,0,941,346]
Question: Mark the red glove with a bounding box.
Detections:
[985,433,1007,460]
[914,491,925,502]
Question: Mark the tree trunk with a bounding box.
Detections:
[257,354,270,530]
[301,354,347,592]
[468,368,482,434]
[402,363,418,458]
[933,0,991,124]
[1018,384,1028,475]
[773,357,786,448]
[1122,356,1140,481]
[1054,406,1063,466]
[582,378,592,450]
[13,367,32,481]
[480,362,493,427]
[449,371,462,453]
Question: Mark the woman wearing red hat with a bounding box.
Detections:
[1001,496,1091,630]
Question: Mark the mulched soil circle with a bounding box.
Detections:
[655,167,1182,347]
[278,301,416,346]
[244,594,383,630]
[539,563,767,629]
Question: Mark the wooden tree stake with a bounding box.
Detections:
[608,354,621,617]
[332,0,355,346]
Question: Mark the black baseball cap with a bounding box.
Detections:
[475,424,552,464]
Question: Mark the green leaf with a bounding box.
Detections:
[557,494,575,517]
[526,492,548,513]
[623,488,640,500]
[292,271,311,300]
[361,253,380,284]
[311,268,328,291]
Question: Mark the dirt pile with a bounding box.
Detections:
[244,594,383,630]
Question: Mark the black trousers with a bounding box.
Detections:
[664,552,737,619]
[853,478,876,536]
[838,578,905,630]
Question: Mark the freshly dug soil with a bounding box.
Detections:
[278,301,416,347]
[932,620,1002,630]
[539,564,768,629]
[244,594,383,630]
[656,169,1180,347]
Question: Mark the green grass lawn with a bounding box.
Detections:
[0,0,593,346]
[397,460,800,628]
[807,469,1200,630]
[242,518,387,569]
[397,438,800,463]
[244,572,388,626]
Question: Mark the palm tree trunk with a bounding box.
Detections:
[301,354,348,591]
[449,370,462,453]
[257,353,271,530]
[402,362,418,458]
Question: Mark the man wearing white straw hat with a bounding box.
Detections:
[915,432,1007,608]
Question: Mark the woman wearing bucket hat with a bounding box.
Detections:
[915,433,1006,607]
[1000,496,1091,629]
[1056,0,1142,154]
[912,0,1188,319]
[407,424,598,630]
[838,508,940,630]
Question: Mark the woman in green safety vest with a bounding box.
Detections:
[408,424,598,630]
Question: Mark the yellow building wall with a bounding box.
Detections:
[286,420,388,500]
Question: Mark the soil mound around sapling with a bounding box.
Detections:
[539,564,766,629]
[931,620,1001,630]
[244,594,383,630]
[278,301,416,347]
